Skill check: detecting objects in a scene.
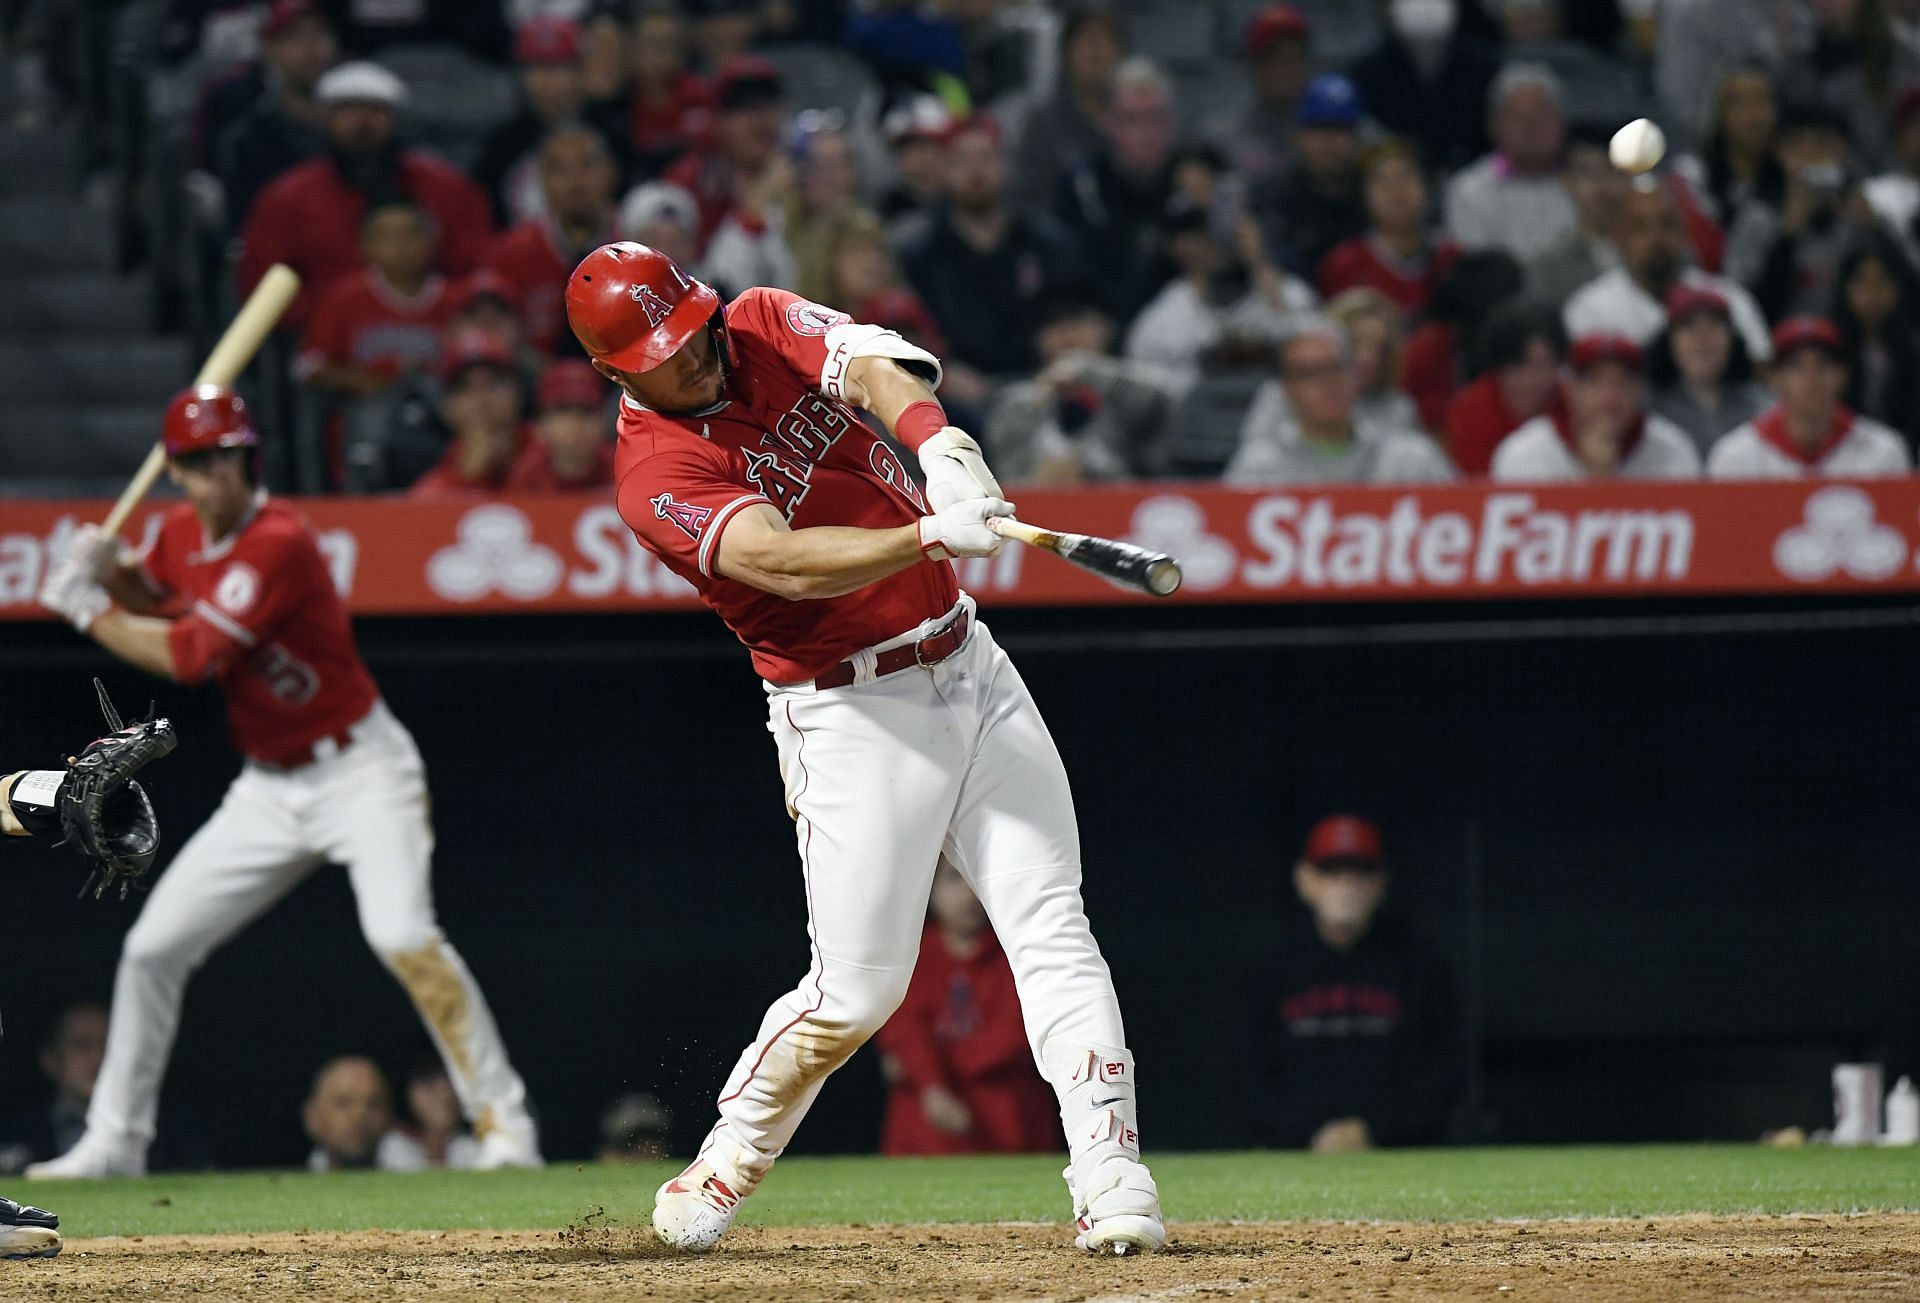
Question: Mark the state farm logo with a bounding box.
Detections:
[427,505,565,601]
[1772,486,1907,582]
[1240,492,1693,588]
[1128,495,1235,591]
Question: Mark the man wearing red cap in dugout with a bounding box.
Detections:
[30,387,541,1180]
[566,243,1166,1257]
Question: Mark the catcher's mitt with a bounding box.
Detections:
[59,679,177,900]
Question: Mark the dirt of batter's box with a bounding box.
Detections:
[12,1213,1920,1300]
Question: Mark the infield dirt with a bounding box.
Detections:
[12,1213,1919,1299]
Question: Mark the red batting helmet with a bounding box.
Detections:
[565,241,721,374]
[163,385,260,457]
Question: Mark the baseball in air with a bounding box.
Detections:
[1609,118,1666,174]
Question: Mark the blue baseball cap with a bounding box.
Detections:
[1297,73,1363,128]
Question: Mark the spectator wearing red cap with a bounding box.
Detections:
[1256,815,1462,1152]
[1199,3,1312,190]
[237,62,495,330]
[1012,8,1129,210]
[473,17,629,229]
[296,201,453,399]
[1564,183,1771,365]
[202,0,339,230]
[1648,283,1772,455]
[663,55,788,253]
[875,861,1056,1157]
[1350,0,1499,176]
[1492,333,1701,481]
[1709,316,1912,477]
[483,123,621,357]
[506,362,614,492]
[408,334,530,499]
[613,4,716,176]
[1440,302,1567,475]
[1317,138,1460,321]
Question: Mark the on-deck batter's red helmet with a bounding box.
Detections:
[162,385,260,457]
[565,241,721,374]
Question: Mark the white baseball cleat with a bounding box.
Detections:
[0,1198,61,1260]
[473,1110,543,1170]
[652,1156,750,1253]
[1070,1155,1167,1256]
[24,1132,145,1180]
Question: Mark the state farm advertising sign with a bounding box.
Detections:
[4,481,1919,618]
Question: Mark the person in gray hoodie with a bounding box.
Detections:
[1225,315,1452,485]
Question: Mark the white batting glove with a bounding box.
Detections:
[918,497,1014,561]
[917,427,1005,513]
[38,551,111,632]
[65,523,125,582]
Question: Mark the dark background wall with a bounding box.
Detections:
[3,598,1916,1166]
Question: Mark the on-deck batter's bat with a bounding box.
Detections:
[100,264,302,537]
[987,516,1182,597]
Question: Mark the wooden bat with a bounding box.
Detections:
[100,264,302,537]
[988,516,1182,597]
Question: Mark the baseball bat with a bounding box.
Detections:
[100,264,302,537]
[987,516,1182,597]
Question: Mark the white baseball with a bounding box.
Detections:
[1609,118,1666,174]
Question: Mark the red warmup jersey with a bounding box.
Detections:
[139,497,379,766]
[237,152,495,329]
[1316,236,1460,320]
[294,268,455,382]
[614,286,957,682]
[484,219,613,356]
[876,923,1058,1156]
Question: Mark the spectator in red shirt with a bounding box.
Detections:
[876,861,1058,1157]
[238,61,495,329]
[506,361,613,492]
[1400,249,1526,435]
[408,333,529,499]
[1317,139,1459,322]
[484,123,620,357]
[296,200,453,399]
[662,55,787,252]
[619,2,716,175]
[446,270,529,363]
[1442,302,1568,475]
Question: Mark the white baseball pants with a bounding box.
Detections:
[699,607,1137,1185]
[84,700,530,1148]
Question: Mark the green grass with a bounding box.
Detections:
[24,1147,1920,1238]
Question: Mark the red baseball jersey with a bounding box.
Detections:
[294,268,455,383]
[139,496,379,766]
[484,218,614,356]
[614,286,957,682]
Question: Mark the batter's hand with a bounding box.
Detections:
[38,550,110,632]
[918,498,1014,560]
[66,524,124,583]
[917,427,1005,512]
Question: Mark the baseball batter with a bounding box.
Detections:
[565,242,1164,1256]
[30,387,540,1178]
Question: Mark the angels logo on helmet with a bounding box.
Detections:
[630,282,675,328]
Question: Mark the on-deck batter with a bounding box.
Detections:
[565,242,1164,1256]
[31,386,540,1179]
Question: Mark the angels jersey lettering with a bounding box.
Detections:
[140,496,379,764]
[614,286,955,681]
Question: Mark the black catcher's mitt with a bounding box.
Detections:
[59,679,176,900]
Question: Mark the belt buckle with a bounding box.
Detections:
[914,611,963,668]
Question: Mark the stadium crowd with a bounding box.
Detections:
[75,0,1920,498]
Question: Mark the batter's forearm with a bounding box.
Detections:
[719,522,926,600]
[848,356,937,433]
[101,560,160,615]
[89,609,182,681]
